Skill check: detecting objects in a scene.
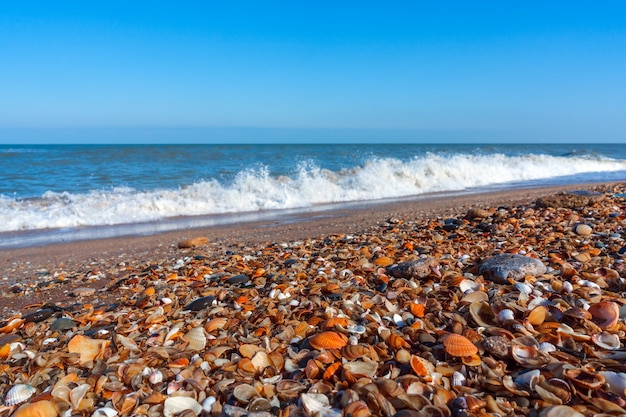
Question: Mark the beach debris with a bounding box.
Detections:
[479,253,547,283]
[535,190,604,208]
[386,258,439,279]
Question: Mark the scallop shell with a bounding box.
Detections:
[588,301,620,330]
[443,334,478,357]
[4,384,36,406]
[67,335,110,365]
[183,327,206,351]
[163,396,203,417]
[309,331,348,350]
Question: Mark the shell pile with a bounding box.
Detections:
[1,184,626,417]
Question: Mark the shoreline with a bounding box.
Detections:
[0,181,621,317]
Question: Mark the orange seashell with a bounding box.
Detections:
[322,317,349,330]
[342,344,371,361]
[373,256,394,267]
[461,353,482,367]
[143,286,155,296]
[323,361,341,380]
[205,317,228,332]
[0,343,9,359]
[388,332,411,350]
[588,301,620,330]
[322,283,342,294]
[343,400,371,417]
[67,335,110,365]
[295,321,314,338]
[527,306,547,326]
[11,400,59,417]
[410,355,431,377]
[168,358,190,368]
[309,331,348,350]
[0,317,25,333]
[443,334,478,357]
[409,303,426,318]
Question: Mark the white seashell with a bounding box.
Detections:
[393,313,405,327]
[163,396,203,417]
[149,370,163,384]
[202,396,216,412]
[70,383,91,410]
[116,334,139,351]
[592,332,621,350]
[5,384,36,406]
[599,371,626,397]
[459,254,470,262]
[269,288,279,299]
[161,297,173,305]
[538,342,557,353]
[347,324,366,334]
[527,297,551,310]
[459,279,481,293]
[515,283,533,295]
[498,309,515,322]
[43,338,57,346]
[301,393,339,417]
[289,299,300,306]
[452,371,466,386]
[92,407,119,417]
[184,327,207,351]
[514,369,541,389]
[562,281,573,293]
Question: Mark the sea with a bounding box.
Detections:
[1,143,626,248]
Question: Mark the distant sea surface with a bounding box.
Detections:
[1,144,626,246]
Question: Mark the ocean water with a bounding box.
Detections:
[1,143,625,246]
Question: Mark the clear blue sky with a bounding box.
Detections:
[1,1,625,143]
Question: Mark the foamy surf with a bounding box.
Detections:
[1,152,625,233]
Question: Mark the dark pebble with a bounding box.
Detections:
[50,317,78,332]
[376,283,388,292]
[284,259,297,267]
[185,295,216,311]
[227,274,250,285]
[22,308,55,323]
[620,246,626,255]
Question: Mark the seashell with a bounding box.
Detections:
[11,400,59,417]
[574,223,593,236]
[588,301,620,329]
[469,302,497,327]
[502,375,529,396]
[322,317,349,330]
[482,336,510,359]
[233,384,260,403]
[443,334,478,357]
[301,393,335,416]
[92,407,118,417]
[149,369,163,384]
[526,305,547,326]
[342,344,371,361]
[497,309,515,322]
[70,383,92,410]
[67,335,110,365]
[183,327,206,351]
[343,401,371,417]
[599,371,626,397]
[342,359,378,378]
[538,405,585,417]
[565,368,606,390]
[202,396,216,413]
[515,369,541,389]
[461,353,482,367]
[309,331,348,350]
[250,350,272,371]
[515,282,533,295]
[184,295,216,311]
[4,384,36,406]
[116,334,139,351]
[511,344,550,368]
[592,331,621,350]
[452,371,466,386]
[163,396,203,417]
[538,342,557,353]
[248,397,272,412]
[395,348,411,364]
[388,332,411,349]
[460,291,488,304]
[410,355,434,377]
[459,279,482,293]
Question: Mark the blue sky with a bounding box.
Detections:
[1,1,625,143]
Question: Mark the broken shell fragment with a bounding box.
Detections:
[67,335,110,365]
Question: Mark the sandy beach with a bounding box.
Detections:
[1,182,625,416]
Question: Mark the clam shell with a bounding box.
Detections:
[4,384,36,406]
[163,396,203,417]
[469,302,497,327]
[342,344,371,361]
[514,369,541,389]
[592,331,621,350]
[497,309,515,322]
[301,393,334,416]
[233,383,260,403]
[588,301,620,329]
[70,383,91,410]
[11,400,59,417]
[565,368,606,390]
[443,334,478,357]
[309,331,348,350]
[183,327,206,351]
[67,335,110,365]
[342,359,378,378]
[511,344,551,368]
[598,371,626,397]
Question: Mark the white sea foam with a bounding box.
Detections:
[0,153,625,232]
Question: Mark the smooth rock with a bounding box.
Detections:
[479,254,547,284]
[387,258,439,279]
[73,287,96,297]
[466,208,491,219]
[50,317,78,332]
[184,296,216,311]
[178,237,209,249]
[535,190,604,209]
[226,274,250,285]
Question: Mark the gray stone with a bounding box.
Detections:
[479,254,547,284]
[387,258,439,279]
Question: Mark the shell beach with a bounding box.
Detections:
[1,183,626,417]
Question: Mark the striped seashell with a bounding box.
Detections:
[205,317,228,333]
[321,317,349,330]
[443,333,478,357]
[341,344,371,361]
[309,331,348,350]
[183,327,206,351]
[5,384,36,406]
